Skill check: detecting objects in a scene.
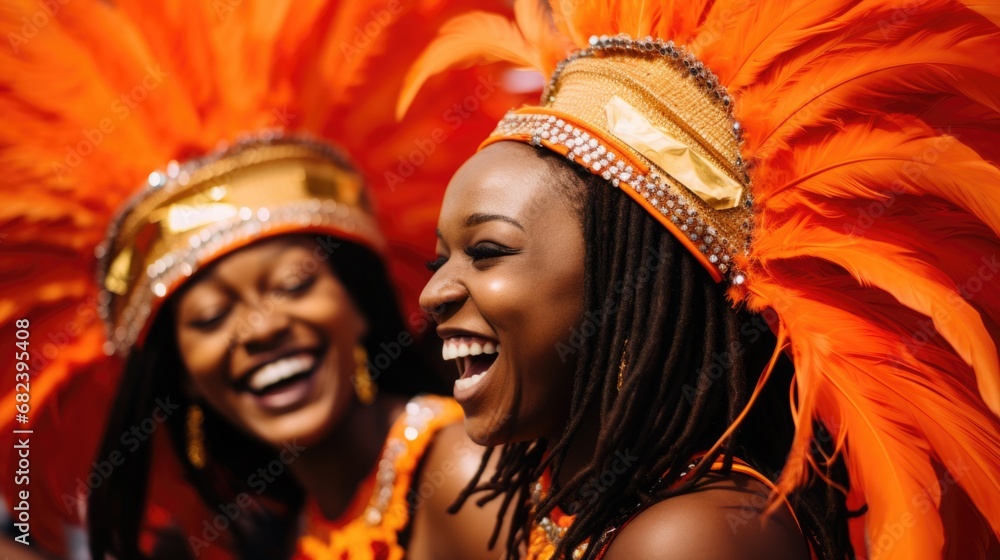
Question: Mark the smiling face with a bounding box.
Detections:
[421,142,586,446]
[173,236,367,447]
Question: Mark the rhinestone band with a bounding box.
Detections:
[493,112,748,283]
[95,135,383,356]
[99,199,382,356]
[546,33,749,179]
[362,396,445,526]
[529,457,704,558]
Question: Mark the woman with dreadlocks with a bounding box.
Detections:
[399,0,1000,559]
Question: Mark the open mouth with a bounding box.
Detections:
[242,352,319,395]
[442,336,500,391]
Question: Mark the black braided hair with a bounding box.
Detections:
[451,148,855,560]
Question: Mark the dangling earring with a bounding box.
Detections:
[186,404,206,469]
[617,339,630,392]
[353,344,378,405]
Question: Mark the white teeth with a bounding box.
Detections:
[441,337,501,361]
[247,354,315,392]
[454,371,488,391]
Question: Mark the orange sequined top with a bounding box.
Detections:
[294,395,463,560]
[526,457,812,560]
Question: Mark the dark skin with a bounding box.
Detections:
[422,142,585,446]
[422,142,809,559]
[173,236,500,560]
[0,539,49,559]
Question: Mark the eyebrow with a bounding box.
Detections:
[464,213,525,231]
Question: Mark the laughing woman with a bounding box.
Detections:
[401,0,1000,559]
[0,1,524,559]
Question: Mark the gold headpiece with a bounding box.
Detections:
[484,34,752,283]
[95,137,385,356]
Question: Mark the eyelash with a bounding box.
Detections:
[426,242,520,272]
[464,242,519,260]
[187,276,315,330]
[279,275,315,295]
[425,256,447,272]
[190,310,229,330]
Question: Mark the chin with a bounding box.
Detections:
[462,409,529,448]
[254,404,338,448]
[463,417,499,447]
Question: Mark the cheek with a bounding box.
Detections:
[293,281,366,339]
[178,331,228,377]
[481,259,584,365]
[176,330,236,411]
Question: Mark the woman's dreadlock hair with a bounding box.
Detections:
[451,148,856,560]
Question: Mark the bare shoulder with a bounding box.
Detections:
[602,472,809,560]
[420,420,487,497]
[407,420,505,560]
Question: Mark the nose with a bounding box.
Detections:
[232,302,292,351]
[420,266,468,323]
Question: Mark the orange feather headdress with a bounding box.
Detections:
[399,0,1000,557]
[0,0,525,553]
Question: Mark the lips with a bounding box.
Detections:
[441,336,500,392]
[235,349,323,413]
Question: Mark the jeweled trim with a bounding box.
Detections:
[493,112,747,283]
[100,199,382,356]
[95,135,384,356]
[362,396,446,526]
[546,34,748,162]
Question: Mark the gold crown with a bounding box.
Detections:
[482,34,753,284]
[95,136,386,356]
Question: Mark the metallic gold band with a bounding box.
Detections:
[483,34,753,284]
[96,137,385,356]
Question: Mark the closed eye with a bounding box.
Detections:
[188,309,230,331]
[278,274,316,296]
[426,255,448,272]
[465,242,520,261]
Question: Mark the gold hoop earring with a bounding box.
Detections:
[353,345,378,405]
[186,404,206,469]
[617,339,630,392]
